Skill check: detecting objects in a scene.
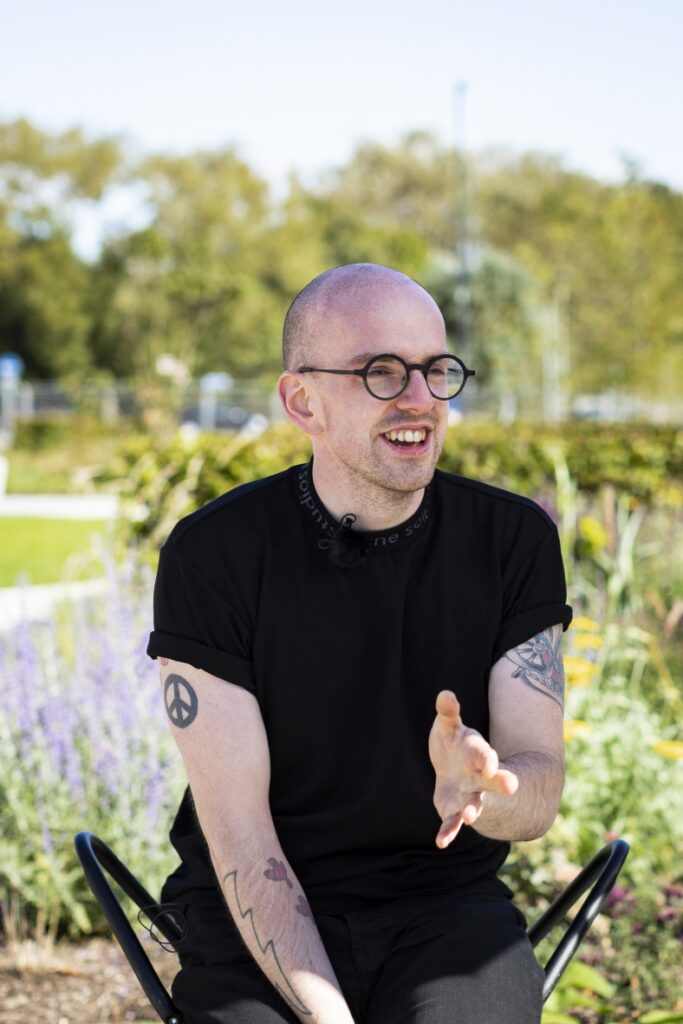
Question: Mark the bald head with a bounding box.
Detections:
[282,263,441,370]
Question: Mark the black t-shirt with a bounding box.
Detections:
[148,462,572,916]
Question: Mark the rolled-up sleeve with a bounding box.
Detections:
[147,542,256,695]
[491,525,573,666]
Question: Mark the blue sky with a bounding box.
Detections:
[2,0,680,254]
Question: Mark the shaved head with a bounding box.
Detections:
[277,261,450,526]
[282,263,439,370]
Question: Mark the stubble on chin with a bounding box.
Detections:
[322,423,444,507]
[362,439,441,497]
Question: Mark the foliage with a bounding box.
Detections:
[0,119,123,378]
[1,440,682,1024]
[7,418,146,493]
[442,421,683,509]
[0,555,185,937]
[537,878,683,1023]
[0,230,92,378]
[0,119,122,204]
[1,118,682,404]
[477,155,683,402]
[541,960,616,1023]
[89,418,683,703]
[505,617,683,887]
[89,149,286,380]
[504,614,683,1021]
[11,415,122,452]
[93,421,683,553]
[95,422,312,549]
[317,131,458,251]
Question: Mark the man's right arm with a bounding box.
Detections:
[159,658,355,1024]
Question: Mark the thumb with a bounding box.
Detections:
[435,690,462,726]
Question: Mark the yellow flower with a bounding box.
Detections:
[578,516,609,554]
[573,633,604,650]
[651,740,683,760]
[564,655,599,687]
[570,616,601,633]
[564,720,592,741]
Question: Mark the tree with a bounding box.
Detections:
[476,153,683,401]
[0,119,123,378]
[319,131,458,251]
[90,148,284,379]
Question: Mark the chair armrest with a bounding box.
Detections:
[527,838,630,1001]
[74,831,181,1024]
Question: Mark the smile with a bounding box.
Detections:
[380,428,431,452]
[383,429,427,443]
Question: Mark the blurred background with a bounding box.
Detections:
[0,2,681,1022]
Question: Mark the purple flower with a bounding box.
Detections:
[40,818,54,856]
[0,550,180,934]
[606,885,628,905]
[657,907,679,924]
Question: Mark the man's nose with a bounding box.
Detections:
[395,368,435,410]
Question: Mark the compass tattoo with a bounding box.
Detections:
[504,625,565,709]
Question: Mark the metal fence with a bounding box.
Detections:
[0,378,681,437]
[0,379,284,436]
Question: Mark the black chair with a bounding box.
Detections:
[74,831,629,1024]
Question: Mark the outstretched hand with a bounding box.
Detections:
[428,690,519,849]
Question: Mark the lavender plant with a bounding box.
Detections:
[0,554,185,937]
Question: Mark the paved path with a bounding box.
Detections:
[0,578,110,632]
[0,493,118,519]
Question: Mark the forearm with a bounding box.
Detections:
[473,751,565,841]
[206,819,355,1024]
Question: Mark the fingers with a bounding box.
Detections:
[496,768,519,796]
[467,740,518,795]
[436,812,463,848]
[435,772,520,850]
[476,767,519,797]
[436,795,482,848]
[435,690,462,728]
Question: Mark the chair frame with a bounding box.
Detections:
[74,831,629,1023]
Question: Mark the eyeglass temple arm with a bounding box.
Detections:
[296,367,359,375]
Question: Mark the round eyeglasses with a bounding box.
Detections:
[296,353,475,401]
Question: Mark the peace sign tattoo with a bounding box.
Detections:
[164,674,199,728]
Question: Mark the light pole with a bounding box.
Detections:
[454,81,473,355]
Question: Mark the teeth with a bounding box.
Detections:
[384,429,426,443]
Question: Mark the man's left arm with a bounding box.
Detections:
[474,622,566,842]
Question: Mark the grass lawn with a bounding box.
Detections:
[0,518,111,586]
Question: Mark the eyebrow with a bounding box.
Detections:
[347,350,453,366]
[348,351,382,366]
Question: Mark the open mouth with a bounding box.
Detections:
[380,428,431,453]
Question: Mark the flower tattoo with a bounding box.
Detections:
[264,857,293,888]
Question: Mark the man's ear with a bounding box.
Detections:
[277,371,325,436]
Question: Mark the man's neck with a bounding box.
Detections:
[311,459,425,532]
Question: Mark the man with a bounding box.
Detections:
[148,263,572,1024]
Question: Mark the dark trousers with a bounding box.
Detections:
[169,883,544,1023]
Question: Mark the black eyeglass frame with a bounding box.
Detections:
[296,353,476,401]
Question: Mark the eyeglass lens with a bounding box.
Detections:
[365,356,464,399]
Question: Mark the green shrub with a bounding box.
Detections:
[96,421,683,551]
[506,616,683,1022]
[12,416,120,452]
